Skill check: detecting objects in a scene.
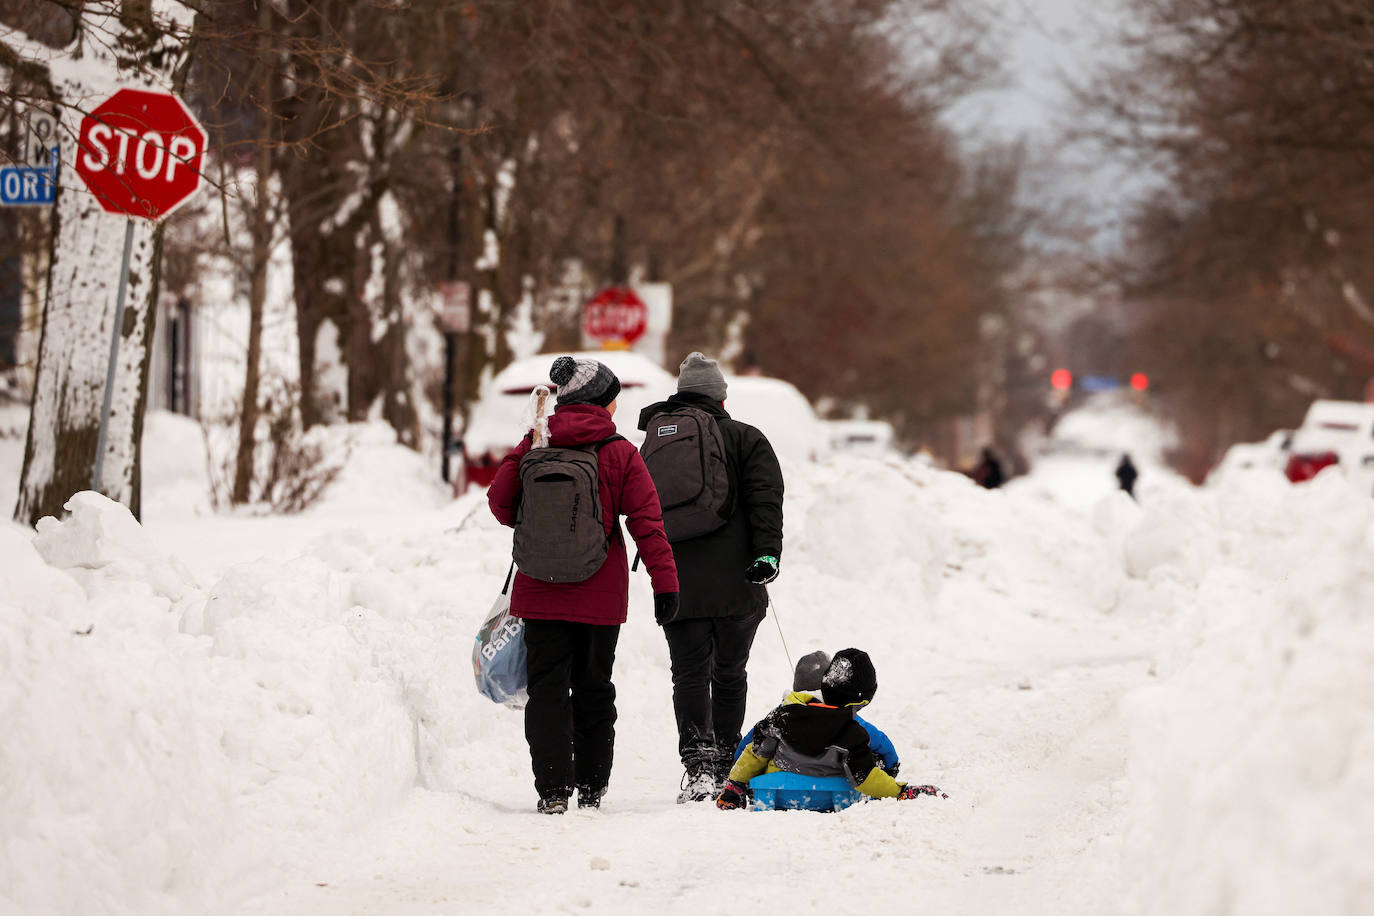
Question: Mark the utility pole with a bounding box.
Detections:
[440,140,467,483]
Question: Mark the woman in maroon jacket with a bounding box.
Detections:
[488,355,679,814]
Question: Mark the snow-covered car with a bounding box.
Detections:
[721,374,828,463]
[458,350,676,489]
[1283,400,1374,494]
[825,419,896,457]
[1206,429,1292,486]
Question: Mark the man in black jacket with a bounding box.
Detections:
[638,352,785,803]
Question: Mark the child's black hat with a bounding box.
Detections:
[821,648,877,707]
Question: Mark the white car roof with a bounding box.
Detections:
[723,374,826,463]
[1300,399,1374,426]
[486,350,674,394]
[464,351,676,457]
[1289,401,1374,458]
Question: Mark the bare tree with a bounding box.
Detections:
[6,1,198,525]
[1081,0,1374,470]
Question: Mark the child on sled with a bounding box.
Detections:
[717,648,945,809]
[733,649,901,777]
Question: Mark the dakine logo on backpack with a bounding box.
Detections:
[640,406,734,542]
[512,436,623,582]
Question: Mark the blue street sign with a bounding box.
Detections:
[1,147,58,207]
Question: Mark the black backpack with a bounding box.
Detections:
[513,436,622,583]
[640,405,733,542]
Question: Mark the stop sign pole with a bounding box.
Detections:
[74,88,207,494]
[92,223,137,495]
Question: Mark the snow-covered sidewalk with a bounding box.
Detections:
[4,413,1373,915]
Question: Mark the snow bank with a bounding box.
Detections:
[1,494,426,914]
[140,411,214,520]
[1115,470,1374,915]
[4,399,1373,915]
[303,421,451,516]
[3,447,1125,914]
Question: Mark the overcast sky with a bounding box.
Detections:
[941,0,1152,252]
[944,0,1122,141]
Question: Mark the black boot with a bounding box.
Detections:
[712,743,738,785]
[537,789,570,815]
[676,769,720,804]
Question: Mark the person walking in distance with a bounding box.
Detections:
[637,352,784,802]
[1115,453,1139,499]
[971,447,1004,489]
[488,355,679,814]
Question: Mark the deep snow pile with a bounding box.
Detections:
[1113,469,1374,914]
[2,414,1372,915]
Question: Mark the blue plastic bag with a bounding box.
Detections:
[472,564,527,708]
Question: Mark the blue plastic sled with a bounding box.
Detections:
[748,772,864,812]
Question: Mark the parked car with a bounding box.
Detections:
[1283,400,1374,493]
[825,419,896,457]
[721,374,828,463]
[1206,429,1292,486]
[458,350,676,489]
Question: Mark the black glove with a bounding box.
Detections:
[654,592,680,626]
[716,779,748,810]
[897,783,948,800]
[883,762,901,779]
[744,555,779,585]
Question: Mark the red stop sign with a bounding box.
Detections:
[75,88,207,220]
[583,286,647,344]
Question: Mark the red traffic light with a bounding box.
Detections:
[1051,368,1073,390]
[1130,372,1149,391]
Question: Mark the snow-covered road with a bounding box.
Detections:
[4,408,1372,915]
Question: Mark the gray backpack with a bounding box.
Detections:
[513,436,621,583]
[640,405,733,542]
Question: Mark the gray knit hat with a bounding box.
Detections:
[793,650,832,692]
[549,355,621,408]
[677,351,728,401]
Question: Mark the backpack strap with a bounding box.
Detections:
[582,434,626,546]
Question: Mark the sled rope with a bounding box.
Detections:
[768,595,793,673]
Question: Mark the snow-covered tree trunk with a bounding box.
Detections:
[230,0,273,505]
[10,3,196,525]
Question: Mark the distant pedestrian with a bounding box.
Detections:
[1116,453,1138,498]
[637,352,784,803]
[488,355,679,815]
[971,447,1004,489]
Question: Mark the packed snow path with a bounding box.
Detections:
[238,650,1147,915]
[5,413,1372,915]
[215,454,1160,915]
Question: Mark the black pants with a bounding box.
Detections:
[661,610,765,779]
[522,618,621,799]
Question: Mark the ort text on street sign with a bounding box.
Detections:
[582,286,648,346]
[75,88,207,220]
[0,158,58,207]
